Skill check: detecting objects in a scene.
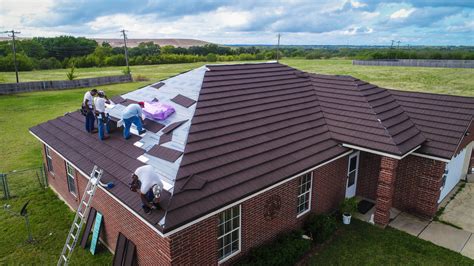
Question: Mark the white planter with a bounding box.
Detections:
[342,213,352,225]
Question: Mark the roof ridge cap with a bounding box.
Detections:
[355,81,425,154]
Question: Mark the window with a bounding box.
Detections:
[45,146,54,173]
[65,162,77,196]
[217,205,241,262]
[297,172,312,217]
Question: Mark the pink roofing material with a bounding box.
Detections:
[143,101,175,120]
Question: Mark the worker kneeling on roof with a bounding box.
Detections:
[121,102,146,139]
[130,165,163,214]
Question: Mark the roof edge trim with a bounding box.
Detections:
[411,152,451,163]
[162,149,353,236]
[342,143,421,160]
[29,130,167,238]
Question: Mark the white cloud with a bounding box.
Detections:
[390,8,416,19]
[350,0,367,8]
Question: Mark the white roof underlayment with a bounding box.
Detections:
[105,66,208,196]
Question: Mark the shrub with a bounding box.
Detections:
[340,197,358,216]
[134,74,149,81]
[238,230,311,266]
[303,214,337,244]
[66,65,77,80]
[206,53,217,62]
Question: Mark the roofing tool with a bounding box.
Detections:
[58,166,103,266]
[99,180,114,189]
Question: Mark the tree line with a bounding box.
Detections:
[0,36,473,72]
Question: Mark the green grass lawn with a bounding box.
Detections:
[309,219,473,265]
[0,59,473,264]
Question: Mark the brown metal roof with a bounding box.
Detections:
[390,90,474,158]
[30,62,474,233]
[171,94,196,108]
[310,73,426,156]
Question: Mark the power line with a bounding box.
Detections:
[120,29,130,74]
[2,30,21,83]
[276,33,281,62]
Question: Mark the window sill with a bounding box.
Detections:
[218,250,241,265]
[296,209,310,218]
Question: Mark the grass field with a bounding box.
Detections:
[309,219,473,265]
[1,59,473,96]
[0,59,473,264]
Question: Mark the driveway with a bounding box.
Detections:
[440,183,474,233]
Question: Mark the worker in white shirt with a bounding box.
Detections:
[94,91,111,140]
[129,165,164,214]
[82,89,98,133]
[121,102,146,139]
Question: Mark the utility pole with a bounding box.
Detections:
[3,30,21,83]
[397,41,401,49]
[390,40,395,49]
[276,33,281,62]
[120,29,130,74]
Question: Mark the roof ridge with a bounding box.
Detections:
[355,80,425,154]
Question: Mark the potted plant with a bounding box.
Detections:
[340,197,358,225]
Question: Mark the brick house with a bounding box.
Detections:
[30,63,474,265]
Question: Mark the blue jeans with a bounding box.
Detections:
[97,114,110,140]
[123,115,143,139]
[85,111,95,133]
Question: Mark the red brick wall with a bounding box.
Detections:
[393,155,446,218]
[43,144,349,265]
[42,145,173,265]
[42,146,81,209]
[356,152,381,200]
[313,156,348,214]
[169,215,218,265]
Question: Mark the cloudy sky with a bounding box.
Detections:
[1,0,473,45]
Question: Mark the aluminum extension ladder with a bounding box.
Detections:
[57,166,103,266]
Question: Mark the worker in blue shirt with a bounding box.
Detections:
[121,102,146,139]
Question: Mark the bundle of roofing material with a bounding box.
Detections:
[143,101,175,120]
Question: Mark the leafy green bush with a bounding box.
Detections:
[66,65,77,80]
[238,230,311,266]
[340,197,358,215]
[304,214,337,244]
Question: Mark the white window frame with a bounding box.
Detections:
[45,145,54,173]
[217,205,241,264]
[297,172,313,218]
[65,162,77,196]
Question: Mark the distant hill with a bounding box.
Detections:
[0,37,212,48]
[94,38,211,48]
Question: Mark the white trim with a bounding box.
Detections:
[31,129,352,238]
[217,205,242,264]
[342,144,420,160]
[163,149,353,236]
[411,152,450,163]
[29,131,166,237]
[296,172,313,218]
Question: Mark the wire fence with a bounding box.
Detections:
[0,165,47,200]
[352,59,474,68]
